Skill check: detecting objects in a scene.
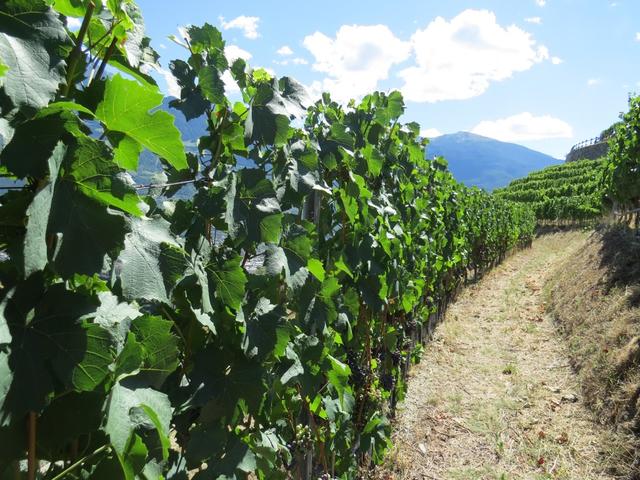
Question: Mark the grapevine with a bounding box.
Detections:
[0,2,536,479]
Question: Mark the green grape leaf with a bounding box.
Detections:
[210,433,257,476]
[206,254,247,310]
[114,333,143,379]
[245,83,292,147]
[259,213,283,244]
[0,5,69,112]
[363,144,384,177]
[281,223,312,290]
[242,298,290,360]
[49,180,128,278]
[0,110,82,179]
[189,347,264,416]
[64,135,142,216]
[112,134,142,171]
[37,391,103,456]
[280,345,304,385]
[187,23,226,60]
[168,59,209,121]
[0,281,115,414]
[95,291,141,353]
[198,65,226,104]
[117,216,184,304]
[373,90,404,125]
[103,382,171,460]
[52,0,89,17]
[326,355,351,405]
[307,258,325,282]
[23,142,64,276]
[95,74,187,171]
[130,315,179,388]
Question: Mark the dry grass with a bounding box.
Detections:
[373,231,631,480]
[546,225,640,478]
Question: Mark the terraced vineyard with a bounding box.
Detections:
[495,158,607,223]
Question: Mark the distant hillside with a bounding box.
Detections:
[426,132,561,191]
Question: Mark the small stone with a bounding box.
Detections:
[418,443,427,455]
[561,393,578,403]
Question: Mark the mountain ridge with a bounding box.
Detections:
[426,132,561,191]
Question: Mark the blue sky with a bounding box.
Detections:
[136,0,640,159]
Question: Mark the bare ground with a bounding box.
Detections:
[377,231,631,480]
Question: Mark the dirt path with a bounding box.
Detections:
[381,232,626,480]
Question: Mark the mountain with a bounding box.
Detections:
[425,132,561,191]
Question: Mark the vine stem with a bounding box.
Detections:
[63,1,95,97]
[27,412,36,480]
[297,386,329,475]
[50,444,110,480]
[94,37,118,83]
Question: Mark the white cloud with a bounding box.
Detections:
[535,0,546,6]
[275,57,309,66]
[525,17,542,24]
[303,24,411,103]
[399,10,550,103]
[225,45,252,62]
[636,32,640,41]
[222,71,239,94]
[159,43,167,50]
[420,128,442,138]
[587,78,601,86]
[277,45,293,56]
[156,67,181,98]
[551,56,563,64]
[471,112,573,141]
[221,47,255,94]
[219,15,260,40]
[67,17,82,30]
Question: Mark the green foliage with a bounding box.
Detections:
[495,158,607,222]
[0,2,536,479]
[605,94,640,207]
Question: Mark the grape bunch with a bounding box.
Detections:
[390,349,402,367]
[379,373,395,391]
[346,350,369,388]
[286,424,313,453]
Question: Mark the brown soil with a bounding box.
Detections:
[375,231,631,480]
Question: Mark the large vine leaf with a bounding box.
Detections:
[0,3,69,112]
[63,135,142,216]
[206,254,247,310]
[0,110,82,179]
[49,180,128,278]
[23,142,64,276]
[103,382,172,470]
[129,315,180,388]
[242,298,290,360]
[117,216,185,304]
[95,74,187,171]
[189,347,265,417]
[0,281,115,414]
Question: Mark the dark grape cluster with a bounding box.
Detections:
[346,350,368,388]
[390,350,402,366]
[379,373,395,391]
